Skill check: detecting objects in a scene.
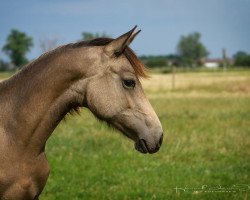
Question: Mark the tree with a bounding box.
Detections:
[177,32,209,67]
[81,32,110,41]
[0,59,9,71]
[2,29,33,68]
[39,35,60,53]
[234,51,250,67]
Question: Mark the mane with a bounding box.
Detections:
[23,37,148,79]
[71,38,149,78]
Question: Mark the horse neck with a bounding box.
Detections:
[0,47,90,155]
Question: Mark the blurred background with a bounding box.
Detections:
[0,0,249,199]
[0,0,250,70]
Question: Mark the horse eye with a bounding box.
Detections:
[123,79,136,88]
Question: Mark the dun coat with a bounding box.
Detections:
[0,26,163,199]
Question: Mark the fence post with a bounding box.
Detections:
[172,66,175,90]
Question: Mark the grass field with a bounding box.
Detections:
[1,70,250,199]
[0,71,14,80]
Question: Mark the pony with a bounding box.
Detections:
[0,26,163,199]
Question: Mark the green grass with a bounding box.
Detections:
[1,70,249,199]
[0,71,14,79]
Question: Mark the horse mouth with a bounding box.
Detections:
[135,139,160,154]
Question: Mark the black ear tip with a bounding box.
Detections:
[132,25,138,32]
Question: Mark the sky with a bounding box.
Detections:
[0,0,250,61]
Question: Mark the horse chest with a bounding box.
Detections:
[0,152,50,200]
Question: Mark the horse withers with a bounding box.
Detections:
[0,26,163,199]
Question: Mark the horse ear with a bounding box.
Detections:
[104,26,141,57]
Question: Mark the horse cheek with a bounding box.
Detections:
[86,79,118,119]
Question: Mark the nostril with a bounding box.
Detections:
[159,133,163,146]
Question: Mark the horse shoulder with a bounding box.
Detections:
[0,131,50,200]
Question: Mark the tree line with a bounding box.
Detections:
[1,29,250,71]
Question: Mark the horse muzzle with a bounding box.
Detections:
[135,133,163,154]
